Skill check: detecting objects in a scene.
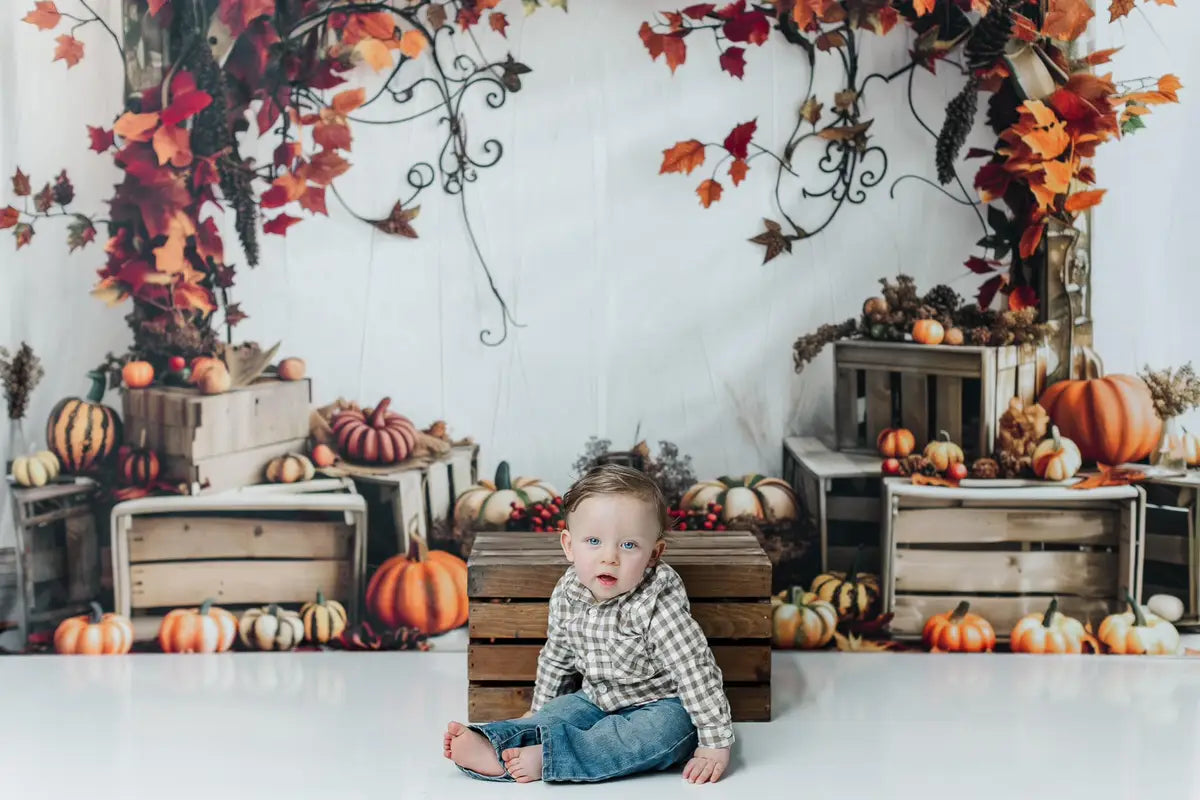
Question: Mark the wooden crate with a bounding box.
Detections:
[1140,477,1199,625]
[109,478,367,641]
[4,479,105,643]
[121,378,312,494]
[881,478,1144,640]
[466,530,772,723]
[348,443,479,562]
[783,436,881,574]
[832,340,1048,461]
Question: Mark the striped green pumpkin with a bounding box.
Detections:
[300,590,347,644]
[46,371,122,474]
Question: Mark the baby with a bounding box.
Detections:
[444,464,733,784]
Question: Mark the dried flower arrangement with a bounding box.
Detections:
[573,434,697,508]
[0,342,45,421]
[792,273,1055,373]
[1139,363,1200,421]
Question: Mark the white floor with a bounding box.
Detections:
[3,641,1200,799]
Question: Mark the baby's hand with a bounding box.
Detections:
[519,710,535,719]
[682,746,730,784]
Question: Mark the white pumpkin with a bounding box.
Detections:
[1147,594,1185,623]
[679,474,798,523]
[453,461,557,526]
[238,605,305,651]
[10,451,60,488]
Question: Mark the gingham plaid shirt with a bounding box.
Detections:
[531,562,735,749]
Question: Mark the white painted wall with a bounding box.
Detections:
[0,0,1196,510]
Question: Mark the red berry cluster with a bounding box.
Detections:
[668,503,728,532]
[507,496,567,533]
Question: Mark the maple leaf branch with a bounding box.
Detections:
[75,0,124,64]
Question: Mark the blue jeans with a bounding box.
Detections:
[459,691,698,783]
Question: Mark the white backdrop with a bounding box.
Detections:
[1,0,1196,500]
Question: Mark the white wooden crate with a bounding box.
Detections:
[110,478,367,641]
[881,478,1145,640]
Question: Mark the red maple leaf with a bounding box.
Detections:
[300,185,328,216]
[1008,286,1038,310]
[722,9,770,45]
[11,169,30,197]
[964,256,1001,274]
[264,213,302,236]
[977,274,1007,309]
[489,11,508,36]
[683,3,716,18]
[723,119,757,160]
[662,34,687,73]
[305,150,351,185]
[87,125,114,152]
[0,207,19,230]
[716,0,746,19]
[719,46,746,78]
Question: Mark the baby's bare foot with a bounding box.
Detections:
[446,721,505,777]
[501,744,544,783]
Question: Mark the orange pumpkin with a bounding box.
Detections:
[912,319,944,345]
[1031,426,1082,481]
[121,360,154,389]
[1095,591,1181,655]
[1009,597,1091,654]
[311,443,336,468]
[158,598,238,653]
[876,427,916,458]
[923,430,965,472]
[46,371,122,474]
[1037,374,1162,465]
[54,602,134,655]
[365,534,468,635]
[772,589,838,649]
[922,601,995,652]
[117,430,160,486]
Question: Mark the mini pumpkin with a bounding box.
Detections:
[922,601,995,652]
[46,371,122,474]
[1032,426,1082,481]
[876,427,916,459]
[121,360,155,389]
[809,549,881,623]
[239,604,305,651]
[772,588,838,650]
[1009,598,1091,654]
[923,430,965,472]
[300,590,348,644]
[265,453,315,484]
[943,327,965,346]
[453,461,558,526]
[331,397,418,465]
[54,601,134,655]
[365,534,468,635]
[912,319,945,345]
[311,443,336,468]
[159,598,238,654]
[1096,592,1181,655]
[195,359,232,395]
[11,450,60,487]
[117,430,160,487]
[679,474,798,523]
[276,357,306,381]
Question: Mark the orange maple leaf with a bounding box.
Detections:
[113,111,161,143]
[660,140,706,175]
[912,0,936,16]
[1083,47,1122,65]
[1064,188,1106,212]
[343,11,395,44]
[729,158,749,186]
[23,1,60,30]
[153,225,188,275]
[306,150,351,185]
[1008,286,1038,310]
[53,34,83,67]
[1019,222,1045,258]
[331,88,366,116]
[489,11,509,37]
[356,39,393,71]
[1043,0,1094,40]
[639,22,665,60]
[663,35,687,73]
[152,125,193,168]
[696,179,723,208]
[1015,101,1069,159]
[1040,159,1073,194]
[399,29,427,58]
[174,282,217,314]
[1108,0,1135,20]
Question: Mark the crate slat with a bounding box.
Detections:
[1146,533,1190,566]
[468,601,772,640]
[468,644,770,683]
[934,376,963,446]
[468,563,770,599]
[900,373,929,445]
[129,517,353,561]
[893,508,1118,545]
[894,549,1115,596]
[467,684,771,724]
[836,368,858,450]
[130,560,351,608]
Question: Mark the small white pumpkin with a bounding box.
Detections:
[10,450,60,487]
[238,604,305,651]
[679,474,798,523]
[1146,593,1185,623]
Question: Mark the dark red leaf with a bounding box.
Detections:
[309,59,350,90]
[719,46,746,78]
[964,256,1001,274]
[264,213,302,236]
[723,119,757,160]
[683,3,716,18]
[716,0,746,19]
[161,90,213,127]
[11,168,30,197]
[260,184,290,209]
[1008,286,1038,310]
[87,126,114,153]
[976,274,1007,309]
[722,10,770,45]
[964,147,994,159]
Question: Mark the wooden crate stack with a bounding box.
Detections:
[880,479,1145,639]
[832,340,1047,461]
[1140,477,1198,625]
[121,378,312,494]
[782,437,881,574]
[110,479,367,640]
[466,530,772,723]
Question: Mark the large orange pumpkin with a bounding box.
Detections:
[158,598,238,653]
[46,371,122,474]
[1037,375,1162,465]
[54,602,134,655]
[365,534,468,635]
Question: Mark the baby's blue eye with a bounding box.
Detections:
[585,537,600,546]
[621,541,637,550]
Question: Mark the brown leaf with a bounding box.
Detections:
[695,178,723,208]
[911,474,959,487]
[33,184,53,213]
[816,31,847,51]
[817,120,873,141]
[13,223,34,249]
[834,90,858,110]
[224,303,249,328]
[300,185,328,216]
[748,218,793,264]
[659,139,706,175]
[371,201,420,238]
[218,340,281,388]
[1108,0,1134,20]
[427,3,448,28]
[800,96,823,126]
[489,11,509,36]
[11,168,30,197]
[834,631,901,652]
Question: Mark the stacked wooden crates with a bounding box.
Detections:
[466,530,772,722]
[1140,476,1199,625]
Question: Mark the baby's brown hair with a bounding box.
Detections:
[562,464,670,539]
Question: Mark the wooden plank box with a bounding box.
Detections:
[881,479,1144,640]
[4,479,105,642]
[783,436,882,575]
[121,378,313,494]
[1140,477,1199,625]
[466,530,772,723]
[832,340,1048,462]
[109,479,367,641]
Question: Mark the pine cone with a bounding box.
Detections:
[969,457,1000,479]
[935,75,979,185]
[923,284,963,319]
[904,454,938,477]
[969,327,993,345]
[965,0,1018,71]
